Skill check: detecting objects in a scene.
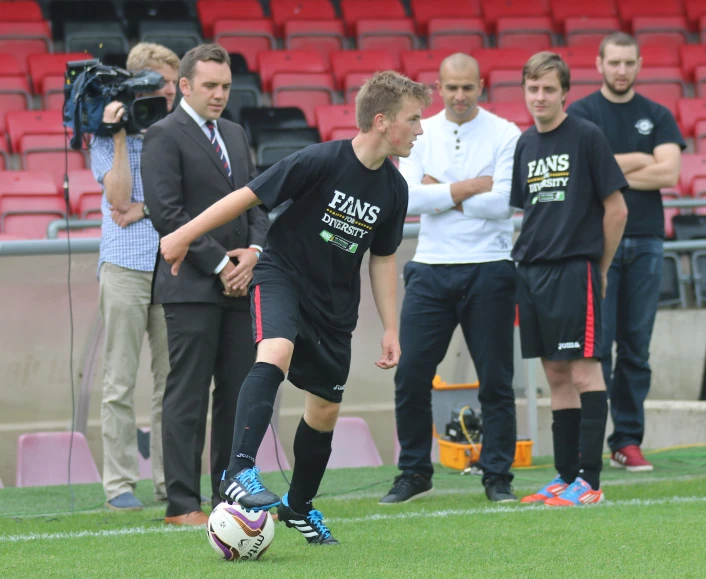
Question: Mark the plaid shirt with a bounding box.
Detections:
[91,135,159,275]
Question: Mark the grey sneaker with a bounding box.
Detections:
[379,473,433,504]
[106,492,144,511]
[483,475,517,503]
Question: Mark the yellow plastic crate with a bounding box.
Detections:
[438,438,533,471]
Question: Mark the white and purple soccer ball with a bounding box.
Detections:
[207,502,275,561]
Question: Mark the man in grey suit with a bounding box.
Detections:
[142,44,269,526]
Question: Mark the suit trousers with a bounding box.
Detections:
[99,262,170,501]
[162,302,254,517]
[394,261,517,479]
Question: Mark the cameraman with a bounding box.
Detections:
[91,43,179,511]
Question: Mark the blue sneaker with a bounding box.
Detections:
[277,493,340,545]
[105,491,143,511]
[520,475,569,504]
[219,466,280,510]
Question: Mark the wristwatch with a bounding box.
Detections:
[142,203,150,218]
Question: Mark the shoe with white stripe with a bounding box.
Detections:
[277,493,340,545]
[544,477,604,507]
[219,467,281,511]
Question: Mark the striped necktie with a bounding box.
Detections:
[205,120,231,178]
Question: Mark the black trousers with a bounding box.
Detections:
[162,303,254,517]
[394,261,517,479]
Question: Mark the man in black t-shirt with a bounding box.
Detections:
[160,71,432,544]
[567,33,685,473]
[510,53,628,507]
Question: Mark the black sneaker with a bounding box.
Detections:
[483,475,517,503]
[219,466,281,510]
[379,473,433,504]
[277,493,340,545]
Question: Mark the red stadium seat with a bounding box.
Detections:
[0,195,66,237]
[482,101,533,131]
[28,53,91,94]
[662,191,679,239]
[702,16,706,44]
[564,17,622,49]
[0,21,52,73]
[427,18,488,52]
[0,139,9,171]
[680,154,706,195]
[634,67,686,110]
[258,51,329,93]
[550,0,617,24]
[0,53,25,78]
[196,0,264,38]
[482,0,549,29]
[0,77,32,135]
[6,110,65,153]
[564,68,602,106]
[474,48,535,81]
[488,70,524,103]
[417,70,444,112]
[400,50,454,81]
[284,20,346,61]
[617,0,684,23]
[697,67,706,99]
[681,45,706,82]
[315,104,357,141]
[330,50,397,90]
[68,169,102,218]
[633,17,688,50]
[356,20,417,67]
[343,71,370,103]
[0,171,57,198]
[341,1,407,36]
[42,76,66,110]
[270,0,337,35]
[410,0,482,35]
[330,127,359,140]
[271,72,335,126]
[686,0,706,31]
[21,134,88,195]
[554,47,600,69]
[213,20,276,72]
[696,121,706,154]
[496,17,555,51]
[2,1,44,22]
[677,99,706,137]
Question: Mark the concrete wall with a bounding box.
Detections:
[1,240,705,486]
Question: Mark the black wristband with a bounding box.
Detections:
[101,121,126,136]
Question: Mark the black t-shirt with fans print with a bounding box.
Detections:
[567,91,686,238]
[248,139,408,333]
[510,115,628,264]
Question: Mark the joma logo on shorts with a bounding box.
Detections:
[558,342,580,350]
[333,385,345,391]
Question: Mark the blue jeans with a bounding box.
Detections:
[601,236,663,452]
[394,261,517,480]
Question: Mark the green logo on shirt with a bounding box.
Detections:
[320,230,359,253]
[531,191,565,204]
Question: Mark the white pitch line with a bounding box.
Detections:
[1,495,705,544]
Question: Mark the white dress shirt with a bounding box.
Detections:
[179,98,260,274]
[399,107,520,264]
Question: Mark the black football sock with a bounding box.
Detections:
[287,417,334,514]
[552,408,581,484]
[578,391,609,490]
[227,362,284,476]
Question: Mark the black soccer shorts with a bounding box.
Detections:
[516,258,602,361]
[249,277,351,403]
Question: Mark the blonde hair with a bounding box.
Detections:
[522,52,570,92]
[126,42,179,73]
[355,71,432,132]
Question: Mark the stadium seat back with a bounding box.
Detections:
[315,104,357,141]
[214,20,276,72]
[284,20,347,61]
[330,50,397,89]
[427,18,488,52]
[271,73,335,126]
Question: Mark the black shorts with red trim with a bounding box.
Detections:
[250,277,352,403]
[516,258,602,361]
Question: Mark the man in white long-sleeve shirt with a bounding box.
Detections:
[380,53,520,504]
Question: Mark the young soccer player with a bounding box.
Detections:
[510,53,629,506]
[160,71,431,541]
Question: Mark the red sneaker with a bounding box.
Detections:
[610,445,654,472]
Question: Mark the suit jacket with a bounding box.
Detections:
[141,105,269,309]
